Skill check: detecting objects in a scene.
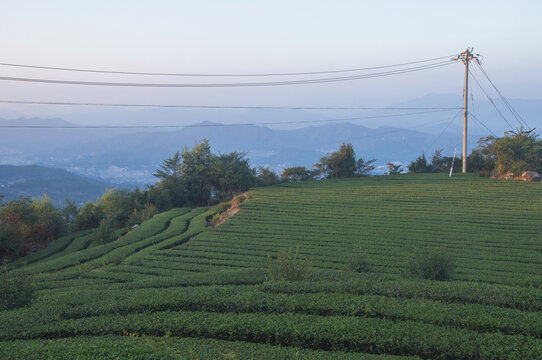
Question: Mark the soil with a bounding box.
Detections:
[213,191,249,227]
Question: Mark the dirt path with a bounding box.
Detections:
[213,191,249,227]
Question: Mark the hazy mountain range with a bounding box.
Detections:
[0,94,540,184]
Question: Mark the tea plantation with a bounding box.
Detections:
[1,174,541,359]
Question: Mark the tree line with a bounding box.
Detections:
[0,140,374,260]
[407,128,542,175]
[1,129,540,260]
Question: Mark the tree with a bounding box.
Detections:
[153,139,261,206]
[386,162,402,175]
[467,148,495,174]
[98,189,133,226]
[314,143,357,178]
[476,128,542,176]
[210,152,255,202]
[29,196,64,249]
[153,151,184,207]
[256,166,280,186]
[72,201,104,231]
[408,154,432,173]
[356,158,376,176]
[314,143,375,179]
[281,167,313,182]
[180,139,214,205]
[430,149,444,172]
[91,216,116,247]
[0,196,64,258]
[61,199,78,227]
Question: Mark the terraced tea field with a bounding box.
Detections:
[1,174,541,359]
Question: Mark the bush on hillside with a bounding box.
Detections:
[218,202,231,213]
[347,250,370,273]
[268,247,312,281]
[0,268,34,310]
[0,196,65,258]
[408,249,454,281]
[234,194,246,204]
[90,216,117,247]
[126,204,157,227]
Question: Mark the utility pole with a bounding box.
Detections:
[455,48,481,173]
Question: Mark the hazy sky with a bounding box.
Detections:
[0,0,541,117]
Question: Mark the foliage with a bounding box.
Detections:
[90,216,117,247]
[72,201,104,232]
[386,162,402,175]
[98,189,134,227]
[127,203,157,227]
[153,151,184,208]
[211,212,221,224]
[281,166,313,182]
[467,148,495,173]
[61,199,78,230]
[314,143,375,178]
[408,149,461,174]
[153,140,255,206]
[408,249,454,281]
[347,251,370,272]
[355,157,377,176]
[268,247,312,281]
[179,139,214,205]
[408,154,432,173]
[256,166,280,186]
[476,128,542,176]
[210,152,255,202]
[430,149,458,173]
[0,268,33,310]
[217,202,231,213]
[234,194,246,203]
[0,196,64,258]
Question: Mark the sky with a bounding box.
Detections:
[0,0,541,118]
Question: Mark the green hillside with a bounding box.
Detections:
[0,164,116,207]
[1,174,541,359]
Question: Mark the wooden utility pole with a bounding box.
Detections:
[455,48,480,173]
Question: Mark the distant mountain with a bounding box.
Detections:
[1,93,540,184]
[0,120,485,184]
[0,165,118,207]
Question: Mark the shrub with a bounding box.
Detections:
[0,268,34,310]
[268,247,311,281]
[90,216,117,247]
[211,213,221,224]
[347,251,370,273]
[408,249,454,281]
[126,204,158,227]
[520,276,542,289]
[234,195,246,204]
[139,204,157,222]
[218,202,231,213]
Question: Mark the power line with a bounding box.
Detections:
[0,61,456,88]
[468,67,515,130]
[0,99,462,111]
[0,109,456,129]
[28,117,459,168]
[0,54,458,77]
[425,109,463,152]
[310,113,463,150]
[475,63,530,129]
[469,111,498,137]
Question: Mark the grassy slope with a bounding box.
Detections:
[1,174,541,359]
